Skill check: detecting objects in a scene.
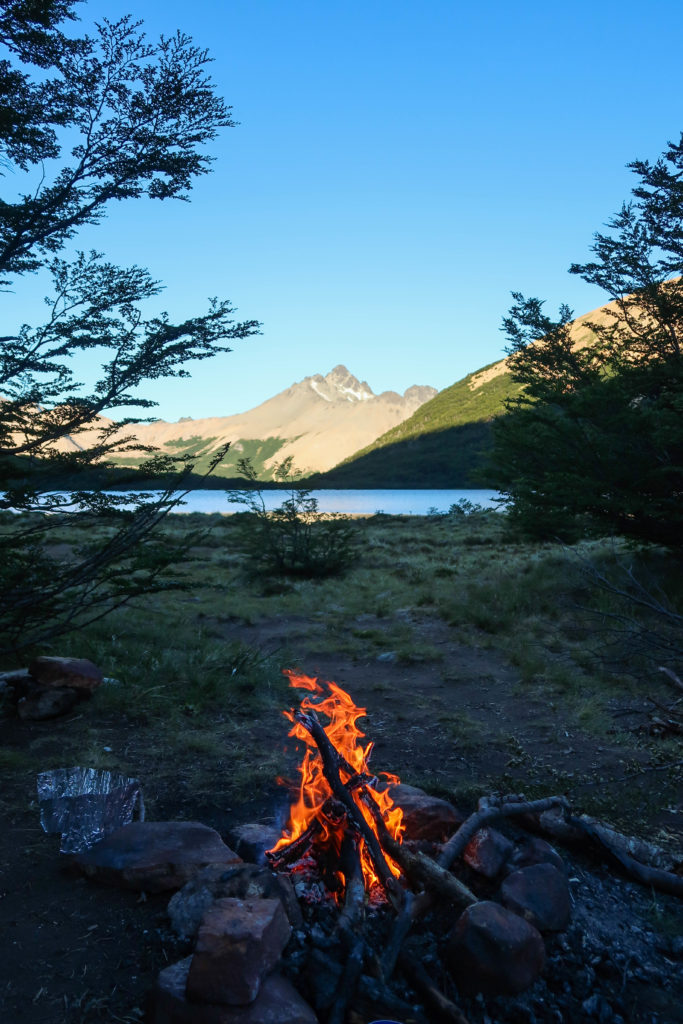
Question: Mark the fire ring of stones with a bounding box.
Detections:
[62,673,682,1023]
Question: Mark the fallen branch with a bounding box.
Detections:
[659,666,683,693]
[530,807,683,898]
[438,794,569,871]
[577,818,683,898]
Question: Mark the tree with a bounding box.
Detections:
[490,135,683,546]
[0,1,259,656]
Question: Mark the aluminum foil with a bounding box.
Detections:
[37,767,144,853]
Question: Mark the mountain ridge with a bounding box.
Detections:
[77,365,437,479]
[308,294,634,487]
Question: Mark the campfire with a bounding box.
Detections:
[250,672,683,1024]
[266,670,405,902]
[140,670,683,1023]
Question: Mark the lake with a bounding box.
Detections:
[178,488,501,516]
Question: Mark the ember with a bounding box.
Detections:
[267,670,405,899]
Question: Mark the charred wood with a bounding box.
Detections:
[328,936,366,1024]
[356,974,429,1024]
[399,952,472,1024]
[337,830,365,940]
[294,708,402,904]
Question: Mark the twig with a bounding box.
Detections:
[659,665,683,692]
[438,794,569,871]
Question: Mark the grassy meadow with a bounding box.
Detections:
[1,507,681,846]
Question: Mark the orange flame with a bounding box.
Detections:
[269,669,404,894]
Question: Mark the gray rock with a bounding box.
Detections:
[0,668,32,691]
[17,686,79,720]
[168,863,303,940]
[72,821,241,892]
[501,863,571,932]
[229,823,281,864]
[151,958,317,1023]
[506,836,566,876]
[187,897,291,1006]
[444,900,546,995]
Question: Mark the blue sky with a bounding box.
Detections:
[5,0,683,420]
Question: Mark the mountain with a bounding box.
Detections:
[88,366,437,480]
[310,296,626,488]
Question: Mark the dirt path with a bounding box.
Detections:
[1,608,681,1023]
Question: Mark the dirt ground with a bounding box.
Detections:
[1,607,682,1023]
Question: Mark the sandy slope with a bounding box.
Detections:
[59,366,437,475]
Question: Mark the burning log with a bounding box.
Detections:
[363,790,477,909]
[292,707,403,904]
[337,830,365,938]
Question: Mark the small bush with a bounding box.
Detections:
[228,458,356,578]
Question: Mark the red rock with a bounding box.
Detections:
[388,783,465,842]
[445,900,546,995]
[187,897,291,1006]
[17,686,79,719]
[151,958,317,1023]
[501,863,571,932]
[463,827,514,878]
[28,656,103,693]
[72,821,241,892]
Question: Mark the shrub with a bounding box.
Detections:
[228,458,356,578]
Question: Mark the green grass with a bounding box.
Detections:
[2,509,680,833]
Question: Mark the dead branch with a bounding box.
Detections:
[659,665,683,692]
[530,808,683,898]
[399,952,472,1024]
[438,794,569,871]
[578,818,683,897]
[359,787,477,909]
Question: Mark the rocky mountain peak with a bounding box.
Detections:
[306,365,375,403]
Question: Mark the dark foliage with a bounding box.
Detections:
[490,135,683,545]
[229,457,356,579]
[0,0,259,656]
